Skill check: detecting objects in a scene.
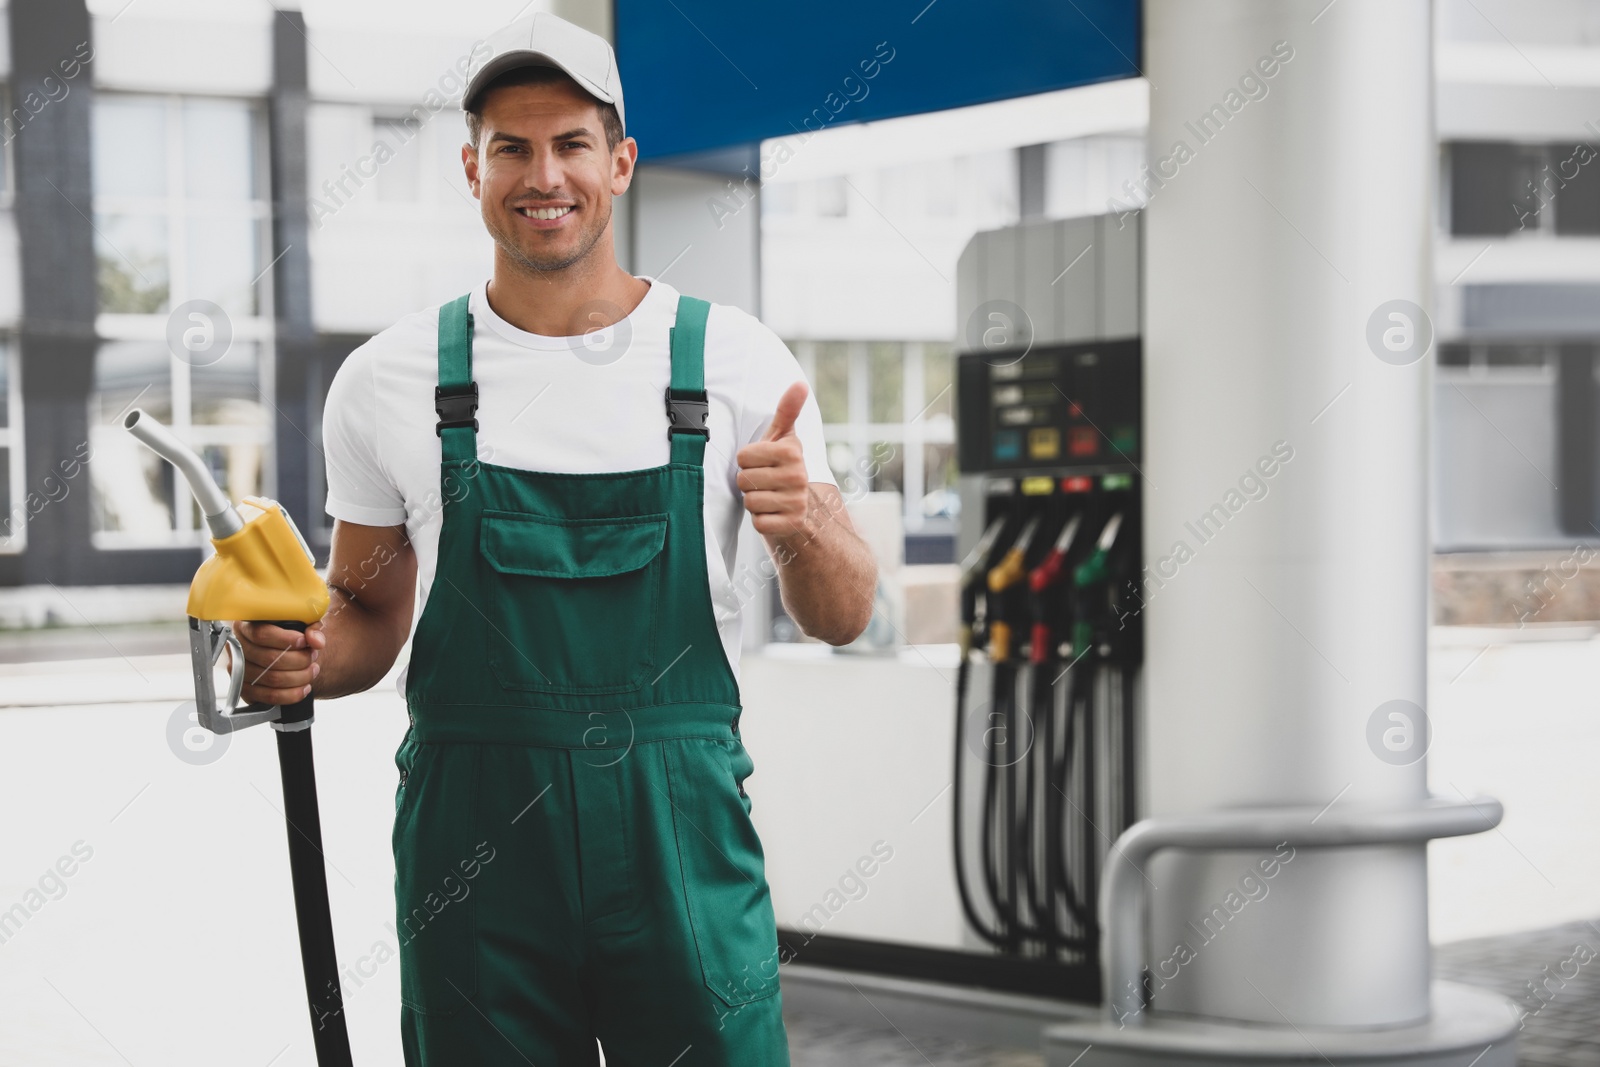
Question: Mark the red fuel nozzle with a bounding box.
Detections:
[1026,514,1083,664]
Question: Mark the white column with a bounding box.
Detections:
[1142,0,1434,1026]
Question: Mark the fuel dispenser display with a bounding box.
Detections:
[953,338,1142,990]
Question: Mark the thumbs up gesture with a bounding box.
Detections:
[737,381,814,544]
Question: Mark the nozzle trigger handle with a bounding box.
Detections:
[270,620,315,727]
[1030,622,1051,665]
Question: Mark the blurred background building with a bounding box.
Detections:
[1435,1,1600,549]
[0,0,1594,627]
[1,4,1595,1066]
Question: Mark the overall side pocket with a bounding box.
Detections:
[663,738,782,1008]
[392,741,482,1016]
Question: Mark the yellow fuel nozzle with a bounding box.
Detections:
[188,496,329,624]
[124,409,326,623]
[125,409,327,734]
[987,516,1039,596]
[984,516,1039,662]
[988,620,1013,663]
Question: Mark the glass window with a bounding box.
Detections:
[922,442,959,518]
[1450,142,1544,236]
[191,341,266,427]
[93,96,167,199]
[90,428,175,538]
[1448,141,1600,237]
[0,343,19,552]
[868,341,902,423]
[866,439,902,493]
[91,94,274,547]
[824,440,901,497]
[90,342,172,427]
[1485,343,1550,368]
[811,340,957,538]
[90,342,174,540]
[826,440,858,493]
[0,89,11,197]
[0,446,11,545]
[183,98,258,200]
[1554,142,1600,235]
[185,440,264,531]
[94,94,268,317]
[919,342,954,423]
[185,213,262,317]
[96,214,170,314]
[89,341,267,543]
[813,341,850,423]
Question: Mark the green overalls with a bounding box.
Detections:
[392,293,790,1065]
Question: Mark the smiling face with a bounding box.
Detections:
[463,74,636,278]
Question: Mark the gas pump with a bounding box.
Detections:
[753,213,1146,1009]
[952,333,1143,990]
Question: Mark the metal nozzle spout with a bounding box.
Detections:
[124,408,244,539]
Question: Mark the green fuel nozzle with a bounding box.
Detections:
[1071,511,1124,657]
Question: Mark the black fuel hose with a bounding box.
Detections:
[273,622,353,1067]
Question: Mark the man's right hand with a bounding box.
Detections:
[224,520,417,704]
[231,620,326,707]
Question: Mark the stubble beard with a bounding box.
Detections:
[487,194,612,279]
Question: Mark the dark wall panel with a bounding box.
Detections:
[270,10,318,540]
[9,0,99,584]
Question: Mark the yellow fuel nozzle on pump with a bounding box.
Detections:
[986,515,1039,663]
[124,408,328,734]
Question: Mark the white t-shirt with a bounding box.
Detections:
[321,276,837,690]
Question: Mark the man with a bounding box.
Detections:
[233,12,875,1065]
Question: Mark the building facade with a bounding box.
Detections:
[0,0,1588,617]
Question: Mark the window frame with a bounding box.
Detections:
[0,85,17,210]
[792,338,958,534]
[0,341,24,554]
[1436,339,1559,383]
[1444,139,1600,239]
[89,91,277,550]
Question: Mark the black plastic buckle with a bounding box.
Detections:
[435,382,479,436]
[665,387,710,437]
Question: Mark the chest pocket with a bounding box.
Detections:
[478,509,668,695]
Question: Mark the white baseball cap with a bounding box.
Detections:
[463,12,625,135]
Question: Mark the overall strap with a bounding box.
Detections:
[666,295,712,467]
[435,294,478,463]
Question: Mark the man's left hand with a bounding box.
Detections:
[737,381,815,548]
